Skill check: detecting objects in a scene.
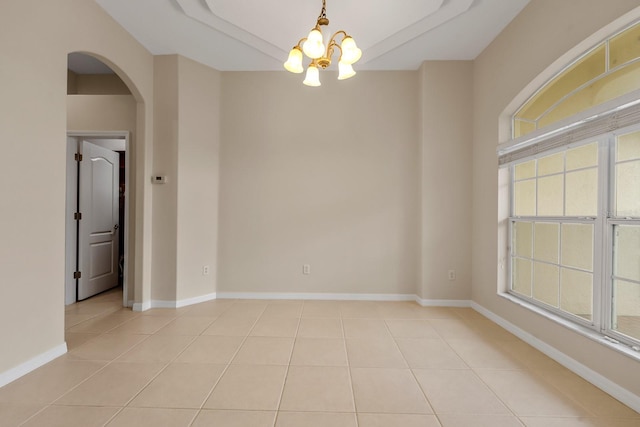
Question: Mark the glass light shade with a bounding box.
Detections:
[338,61,356,80]
[284,48,304,73]
[302,29,325,59]
[303,64,321,87]
[340,36,362,65]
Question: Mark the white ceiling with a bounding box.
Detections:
[89,0,529,73]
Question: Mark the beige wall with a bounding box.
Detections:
[0,0,153,376]
[151,55,179,302]
[152,55,221,303]
[68,71,131,95]
[176,56,221,301]
[67,95,136,130]
[218,71,421,295]
[472,0,640,397]
[419,61,473,301]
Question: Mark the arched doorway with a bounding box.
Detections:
[66,52,138,308]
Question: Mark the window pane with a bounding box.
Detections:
[534,222,559,263]
[537,175,564,216]
[533,262,559,307]
[615,160,640,217]
[614,225,640,282]
[513,221,533,258]
[538,152,564,176]
[515,160,536,180]
[516,45,605,123]
[566,143,597,170]
[612,279,640,342]
[616,131,640,162]
[609,22,640,69]
[513,258,532,297]
[514,120,536,138]
[561,223,594,271]
[514,180,536,216]
[565,169,598,216]
[560,268,592,321]
[538,62,640,130]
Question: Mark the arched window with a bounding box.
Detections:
[499,21,640,351]
[513,21,640,138]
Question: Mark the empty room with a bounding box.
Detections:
[1,0,639,426]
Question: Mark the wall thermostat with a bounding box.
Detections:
[152,175,167,184]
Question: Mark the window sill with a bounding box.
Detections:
[498,292,640,363]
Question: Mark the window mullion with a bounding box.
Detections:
[593,139,610,332]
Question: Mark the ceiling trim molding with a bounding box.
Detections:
[176,0,286,61]
[362,0,473,64]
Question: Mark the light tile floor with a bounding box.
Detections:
[1,288,639,426]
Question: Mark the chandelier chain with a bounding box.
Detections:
[318,0,327,22]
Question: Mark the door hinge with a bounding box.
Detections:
[74,212,82,220]
[73,271,81,279]
[75,153,83,162]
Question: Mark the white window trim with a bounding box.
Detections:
[498,292,640,360]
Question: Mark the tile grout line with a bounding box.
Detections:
[60,299,223,423]
[440,310,529,423]
[341,309,360,427]
[382,315,442,424]
[28,293,145,426]
[189,300,268,426]
[106,299,226,426]
[273,301,305,427]
[17,293,637,425]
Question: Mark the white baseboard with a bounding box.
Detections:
[0,343,67,388]
[215,292,418,302]
[471,302,640,414]
[131,292,473,310]
[414,297,472,307]
[132,293,218,311]
[132,300,151,312]
[174,293,217,308]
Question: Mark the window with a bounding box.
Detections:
[502,20,640,350]
[511,142,599,323]
[611,131,640,343]
[508,131,640,347]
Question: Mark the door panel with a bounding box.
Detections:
[78,140,119,300]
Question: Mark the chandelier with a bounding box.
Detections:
[284,0,362,86]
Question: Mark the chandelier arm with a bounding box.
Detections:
[327,30,348,47]
[332,43,342,60]
[294,37,308,49]
[325,40,339,59]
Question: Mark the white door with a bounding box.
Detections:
[78,140,120,300]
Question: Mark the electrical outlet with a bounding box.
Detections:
[203,265,210,276]
[448,269,456,281]
[303,264,311,275]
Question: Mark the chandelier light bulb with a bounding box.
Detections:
[340,36,362,65]
[303,64,321,87]
[302,29,325,59]
[284,47,304,73]
[337,61,356,80]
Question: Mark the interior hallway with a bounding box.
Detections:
[0,289,638,426]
